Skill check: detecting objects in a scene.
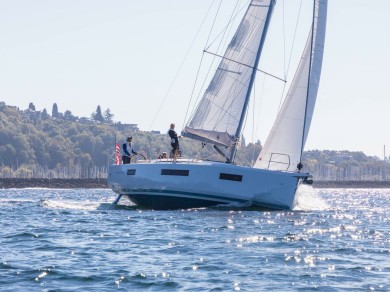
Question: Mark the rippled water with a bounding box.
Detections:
[0,186,389,291]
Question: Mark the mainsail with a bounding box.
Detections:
[183,0,275,148]
[254,0,327,171]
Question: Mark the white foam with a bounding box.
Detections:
[41,199,102,211]
[293,184,329,211]
[0,198,36,206]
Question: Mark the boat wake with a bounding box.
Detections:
[41,196,138,211]
[293,185,329,211]
[0,198,36,206]
[40,199,102,211]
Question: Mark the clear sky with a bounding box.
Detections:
[1,1,389,158]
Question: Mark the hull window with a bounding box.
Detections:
[161,169,189,176]
[127,169,136,175]
[219,173,242,182]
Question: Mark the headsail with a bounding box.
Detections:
[254,0,327,172]
[183,0,275,148]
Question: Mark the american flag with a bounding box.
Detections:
[115,143,120,165]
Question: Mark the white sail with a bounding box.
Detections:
[254,0,327,171]
[183,0,275,147]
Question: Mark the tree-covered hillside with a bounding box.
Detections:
[1,101,390,180]
[0,102,261,178]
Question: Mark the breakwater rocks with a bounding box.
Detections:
[0,178,108,189]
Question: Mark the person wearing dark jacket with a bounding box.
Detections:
[168,123,180,161]
[121,136,137,164]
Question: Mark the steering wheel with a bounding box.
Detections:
[130,153,146,162]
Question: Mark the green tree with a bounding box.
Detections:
[0,144,16,165]
[52,103,59,118]
[104,108,114,124]
[41,108,49,119]
[64,110,73,120]
[92,105,104,122]
[28,102,36,111]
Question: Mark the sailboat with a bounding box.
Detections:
[108,0,327,210]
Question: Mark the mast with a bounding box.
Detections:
[229,0,276,163]
[298,0,317,167]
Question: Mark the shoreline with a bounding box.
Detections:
[0,178,389,189]
[0,178,108,189]
[311,180,390,188]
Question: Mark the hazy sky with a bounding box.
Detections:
[1,1,389,158]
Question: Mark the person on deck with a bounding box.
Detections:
[168,123,181,161]
[121,136,137,164]
[158,152,168,159]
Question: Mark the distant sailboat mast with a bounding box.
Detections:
[229,0,276,163]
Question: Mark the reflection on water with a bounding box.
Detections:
[0,187,389,291]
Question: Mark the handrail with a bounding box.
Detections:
[266,153,291,171]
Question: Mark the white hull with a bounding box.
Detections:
[107,159,310,210]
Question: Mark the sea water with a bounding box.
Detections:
[0,186,389,291]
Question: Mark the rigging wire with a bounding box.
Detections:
[251,73,266,166]
[187,0,244,126]
[205,0,250,52]
[256,74,266,139]
[251,83,256,166]
[182,0,223,130]
[286,0,304,80]
[147,0,217,131]
[277,0,304,111]
[283,0,286,80]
